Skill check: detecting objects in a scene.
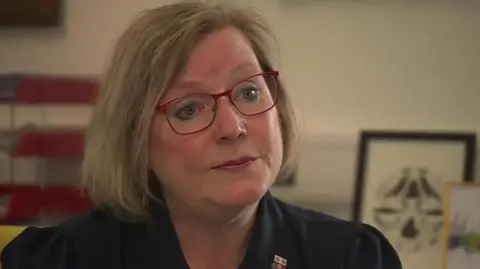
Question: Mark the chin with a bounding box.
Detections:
[216,182,269,207]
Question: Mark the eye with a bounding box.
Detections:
[234,84,261,103]
[171,99,209,121]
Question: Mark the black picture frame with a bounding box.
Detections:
[352,130,476,222]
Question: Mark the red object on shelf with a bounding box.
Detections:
[13,131,84,157]
[0,185,42,223]
[15,76,98,104]
[6,186,43,221]
[42,187,93,215]
[0,185,94,223]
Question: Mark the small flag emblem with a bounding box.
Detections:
[271,254,287,269]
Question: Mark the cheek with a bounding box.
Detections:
[260,109,283,163]
[149,117,207,175]
[269,108,283,140]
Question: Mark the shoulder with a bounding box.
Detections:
[271,196,402,269]
[1,207,121,269]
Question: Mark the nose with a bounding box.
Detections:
[212,98,247,143]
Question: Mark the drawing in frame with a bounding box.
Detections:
[441,182,480,269]
[351,130,476,269]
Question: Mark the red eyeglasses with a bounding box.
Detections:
[156,71,279,135]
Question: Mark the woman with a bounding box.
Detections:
[1,2,401,269]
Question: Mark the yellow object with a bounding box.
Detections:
[0,226,25,269]
[0,225,25,252]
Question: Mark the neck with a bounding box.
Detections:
[164,195,259,269]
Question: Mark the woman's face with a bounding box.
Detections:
[149,26,283,210]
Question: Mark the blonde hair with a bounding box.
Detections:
[82,1,298,221]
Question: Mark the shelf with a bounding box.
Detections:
[0,130,17,152]
[0,74,97,104]
[0,157,82,186]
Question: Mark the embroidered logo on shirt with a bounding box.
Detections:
[271,254,287,269]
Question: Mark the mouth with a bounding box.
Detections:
[212,156,258,170]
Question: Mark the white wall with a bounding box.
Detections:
[1,0,478,135]
[0,0,479,208]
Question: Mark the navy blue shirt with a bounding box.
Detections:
[1,192,402,269]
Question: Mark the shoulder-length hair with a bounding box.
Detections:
[82,2,298,221]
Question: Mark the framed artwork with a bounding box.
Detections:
[0,0,62,27]
[352,130,476,269]
[442,183,480,269]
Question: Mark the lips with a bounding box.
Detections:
[212,156,257,169]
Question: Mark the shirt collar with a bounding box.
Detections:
[122,191,290,269]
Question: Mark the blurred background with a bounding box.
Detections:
[0,0,479,267]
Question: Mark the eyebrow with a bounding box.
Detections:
[171,62,260,92]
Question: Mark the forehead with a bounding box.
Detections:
[180,26,260,81]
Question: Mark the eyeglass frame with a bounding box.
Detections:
[155,70,280,135]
